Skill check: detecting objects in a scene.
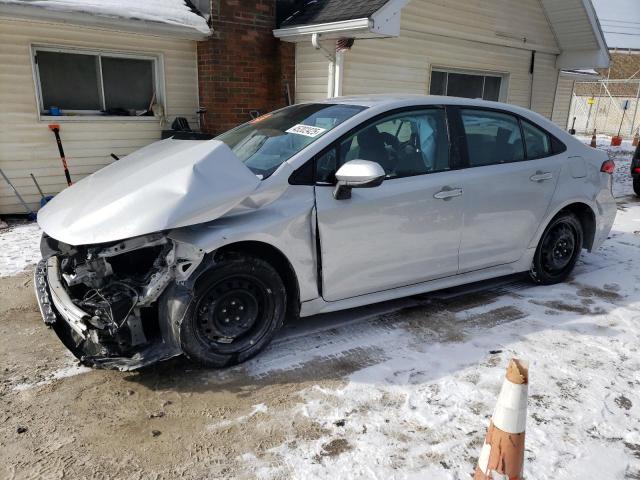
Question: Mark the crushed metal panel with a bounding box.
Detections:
[37,139,261,246]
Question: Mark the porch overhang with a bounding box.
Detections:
[541,0,610,70]
[274,0,408,42]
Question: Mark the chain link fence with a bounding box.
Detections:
[568,79,640,136]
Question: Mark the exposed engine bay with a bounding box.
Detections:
[36,233,205,370]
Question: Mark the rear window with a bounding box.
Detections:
[216,103,366,179]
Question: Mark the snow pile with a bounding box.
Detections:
[1,0,210,35]
[0,221,42,277]
[243,203,640,479]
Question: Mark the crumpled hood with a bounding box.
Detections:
[38,139,261,246]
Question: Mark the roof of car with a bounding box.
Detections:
[310,94,566,135]
[315,94,517,110]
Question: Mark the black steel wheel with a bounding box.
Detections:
[180,255,286,368]
[530,212,583,285]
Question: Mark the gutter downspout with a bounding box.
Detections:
[529,50,536,109]
[312,33,338,99]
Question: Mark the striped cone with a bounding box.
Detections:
[474,359,529,480]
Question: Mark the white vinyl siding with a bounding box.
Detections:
[402,0,559,53]
[552,76,576,129]
[294,0,562,120]
[0,17,199,214]
[530,52,560,119]
[295,42,330,103]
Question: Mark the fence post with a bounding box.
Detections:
[630,83,640,136]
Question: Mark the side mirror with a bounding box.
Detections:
[333,160,386,200]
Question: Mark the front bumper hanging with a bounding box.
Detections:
[34,258,181,371]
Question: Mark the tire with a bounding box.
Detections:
[634,177,640,197]
[530,212,583,285]
[179,255,286,368]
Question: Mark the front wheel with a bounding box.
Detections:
[180,255,286,368]
[633,177,640,197]
[530,212,583,285]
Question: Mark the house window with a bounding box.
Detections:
[34,47,159,116]
[430,69,504,102]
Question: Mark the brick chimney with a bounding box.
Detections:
[197,0,295,135]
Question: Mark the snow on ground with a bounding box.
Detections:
[0,221,42,277]
[236,197,640,480]
[0,136,638,478]
[13,361,91,392]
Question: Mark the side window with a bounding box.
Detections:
[334,109,450,180]
[522,120,552,159]
[460,109,525,166]
[316,148,337,184]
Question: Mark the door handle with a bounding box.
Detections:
[434,187,463,200]
[530,171,553,182]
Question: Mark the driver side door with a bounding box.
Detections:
[315,107,465,301]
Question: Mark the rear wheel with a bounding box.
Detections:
[180,256,286,368]
[530,212,583,285]
[634,177,640,197]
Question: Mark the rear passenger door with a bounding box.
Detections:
[454,108,562,272]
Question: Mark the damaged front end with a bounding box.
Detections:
[34,233,205,370]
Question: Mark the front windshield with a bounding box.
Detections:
[216,103,367,179]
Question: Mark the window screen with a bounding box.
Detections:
[36,49,157,115]
[430,70,503,101]
[522,120,552,159]
[461,109,525,166]
[37,51,101,111]
[448,73,484,99]
[102,57,154,110]
[430,71,447,96]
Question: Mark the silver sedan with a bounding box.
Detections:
[34,95,617,370]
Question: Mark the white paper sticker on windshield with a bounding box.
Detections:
[286,124,327,138]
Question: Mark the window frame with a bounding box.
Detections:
[429,67,508,102]
[31,44,164,121]
[302,105,455,186]
[448,105,567,170]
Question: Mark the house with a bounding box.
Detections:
[273,0,610,130]
[0,0,211,214]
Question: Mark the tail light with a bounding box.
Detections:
[600,159,615,174]
[634,167,640,174]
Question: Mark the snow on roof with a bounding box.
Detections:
[0,0,210,37]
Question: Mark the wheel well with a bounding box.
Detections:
[557,203,596,250]
[214,242,301,320]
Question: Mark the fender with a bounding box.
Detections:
[167,184,319,303]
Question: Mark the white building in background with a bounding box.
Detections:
[275,0,610,131]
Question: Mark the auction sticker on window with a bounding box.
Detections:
[286,124,327,138]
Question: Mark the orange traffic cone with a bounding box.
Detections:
[474,359,529,480]
[590,129,597,148]
[633,129,639,147]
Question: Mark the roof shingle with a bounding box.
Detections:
[279,0,390,28]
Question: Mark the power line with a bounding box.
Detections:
[599,18,640,25]
[603,31,640,36]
